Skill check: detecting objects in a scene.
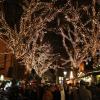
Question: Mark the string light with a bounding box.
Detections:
[0,0,99,76]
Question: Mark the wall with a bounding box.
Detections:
[0,40,13,76]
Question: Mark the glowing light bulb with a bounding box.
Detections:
[0,75,4,81]
[63,71,67,77]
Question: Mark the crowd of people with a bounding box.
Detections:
[0,79,100,100]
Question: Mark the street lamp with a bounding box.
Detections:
[63,71,67,84]
[63,71,67,77]
[0,75,4,81]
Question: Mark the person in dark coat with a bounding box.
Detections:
[52,85,61,100]
[72,80,92,100]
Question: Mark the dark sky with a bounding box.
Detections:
[3,0,23,30]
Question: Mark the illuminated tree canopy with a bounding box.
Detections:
[0,0,100,76]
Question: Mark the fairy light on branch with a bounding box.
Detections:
[0,0,99,76]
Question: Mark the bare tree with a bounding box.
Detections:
[0,0,100,77]
[58,0,100,71]
[42,0,100,71]
[0,0,60,76]
[22,43,58,77]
